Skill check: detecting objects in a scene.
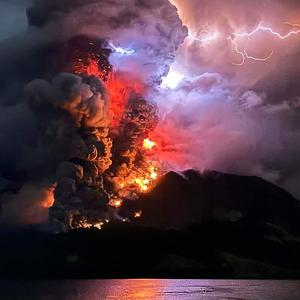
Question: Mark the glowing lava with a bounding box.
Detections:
[69,39,163,228]
[73,53,144,127]
[41,186,56,208]
[109,198,123,208]
[143,138,157,150]
[134,210,142,218]
[114,162,160,194]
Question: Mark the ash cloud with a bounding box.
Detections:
[170,0,300,86]
[0,73,113,229]
[27,0,187,84]
[0,0,186,227]
[1,0,300,229]
[1,183,55,226]
[152,0,300,197]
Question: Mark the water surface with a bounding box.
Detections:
[1,279,300,299]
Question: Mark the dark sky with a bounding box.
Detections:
[0,0,31,40]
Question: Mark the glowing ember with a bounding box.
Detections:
[149,166,159,180]
[109,198,123,208]
[113,162,160,195]
[73,53,111,81]
[106,73,145,127]
[143,138,157,150]
[67,38,163,226]
[135,178,149,192]
[134,210,142,218]
[41,186,56,208]
[130,164,160,192]
[72,47,144,127]
[82,221,104,230]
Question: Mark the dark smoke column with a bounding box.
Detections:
[20,0,187,231]
[25,73,113,231]
[27,0,188,84]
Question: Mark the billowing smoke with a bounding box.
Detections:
[1,183,55,226]
[27,0,187,84]
[149,0,300,198]
[1,73,113,229]
[169,0,300,86]
[0,0,186,229]
[1,0,300,230]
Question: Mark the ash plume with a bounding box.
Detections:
[0,0,186,229]
[1,183,55,226]
[1,72,113,230]
[151,0,300,198]
[27,0,187,84]
[1,0,300,231]
[170,0,300,86]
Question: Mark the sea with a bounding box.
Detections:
[0,279,299,299]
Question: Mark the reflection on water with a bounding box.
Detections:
[0,279,300,299]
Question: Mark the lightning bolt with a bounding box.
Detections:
[233,23,300,39]
[229,36,274,66]
[188,30,219,43]
[108,42,136,55]
[189,22,300,66]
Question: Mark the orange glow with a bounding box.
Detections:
[72,49,163,214]
[114,161,160,196]
[81,221,105,230]
[143,138,157,150]
[73,54,108,81]
[41,186,55,208]
[134,178,149,192]
[73,55,145,127]
[109,198,123,208]
[106,73,145,127]
[79,219,110,230]
[134,210,142,218]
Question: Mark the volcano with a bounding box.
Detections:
[1,170,300,279]
[139,170,300,234]
[1,0,300,282]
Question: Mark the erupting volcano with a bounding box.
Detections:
[46,36,166,231]
[3,0,300,284]
[0,0,189,231]
[1,0,300,235]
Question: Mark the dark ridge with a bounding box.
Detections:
[1,170,300,279]
[140,170,300,235]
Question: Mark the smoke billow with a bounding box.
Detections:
[151,0,300,198]
[169,0,300,86]
[27,0,188,84]
[1,0,300,230]
[1,183,55,226]
[0,0,186,229]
